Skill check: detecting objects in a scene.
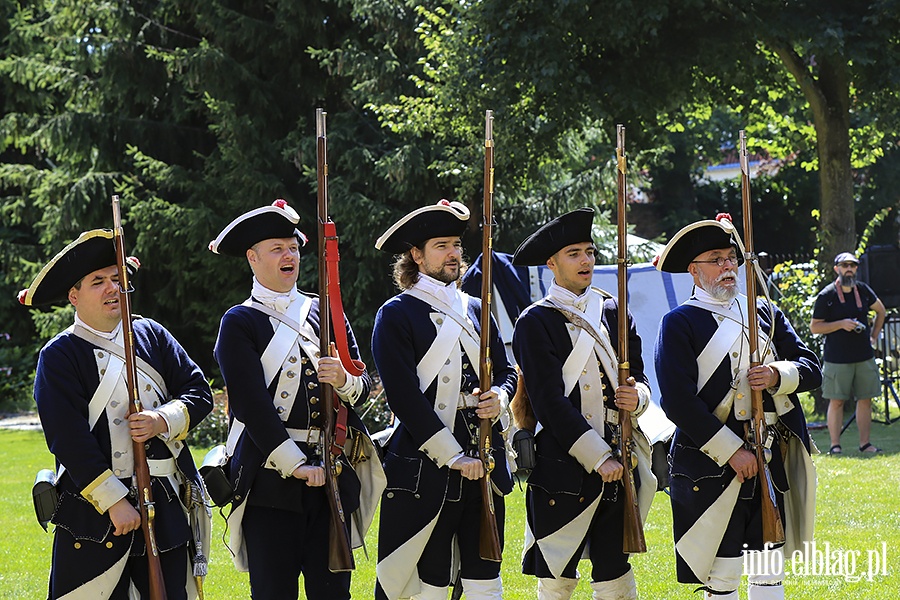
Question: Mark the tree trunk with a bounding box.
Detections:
[769,46,856,271]
[810,55,855,266]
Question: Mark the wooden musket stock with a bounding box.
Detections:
[615,126,647,554]
[478,110,503,562]
[739,130,786,546]
[111,195,168,600]
[316,109,355,572]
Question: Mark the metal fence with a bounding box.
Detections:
[875,312,900,424]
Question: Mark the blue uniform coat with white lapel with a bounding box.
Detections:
[372,292,516,599]
[35,317,212,598]
[512,294,653,578]
[213,295,371,519]
[655,297,821,584]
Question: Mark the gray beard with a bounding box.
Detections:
[840,273,857,288]
[707,283,739,302]
[699,271,739,302]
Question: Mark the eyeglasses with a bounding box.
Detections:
[836,262,857,268]
[691,256,739,267]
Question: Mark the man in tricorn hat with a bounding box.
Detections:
[654,215,820,599]
[810,251,886,454]
[209,199,384,600]
[371,200,517,600]
[21,229,213,599]
[511,207,655,600]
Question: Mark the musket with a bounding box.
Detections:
[316,108,355,572]
[477,109,503,562]
[739,130,786,546]
[111,195,168,600]
[615,125,647,554]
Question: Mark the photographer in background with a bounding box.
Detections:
[811,252,887,455]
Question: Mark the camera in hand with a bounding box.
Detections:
[853,320,865,334]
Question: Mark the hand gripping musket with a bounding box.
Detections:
[477,110,503,562]
[316,108,355,572]
[739,130,786,546]
[615,126,647,554]
[111,195,168,600]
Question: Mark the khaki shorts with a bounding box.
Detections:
[822,359,882,400]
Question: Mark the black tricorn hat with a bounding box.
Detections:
[375,200,470,254]
[654,213,743,273]
[18,229,140,307]
[512,208,595,266]
[209,199,308,258]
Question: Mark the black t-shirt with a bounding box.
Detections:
[812,281,879,363]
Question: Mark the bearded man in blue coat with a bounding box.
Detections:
[210,199,384,600]
[371,200,517,600]
[22,229,213,599]
[654,215,820,600]
[511,208,656,600]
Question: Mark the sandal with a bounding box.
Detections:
[828,445,843,455]
[859,443,883,453]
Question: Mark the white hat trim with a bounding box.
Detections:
[374,201,470,251]
[208,204,301,254]
[654,218,735,272]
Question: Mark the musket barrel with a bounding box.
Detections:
[110,196,168,599]
[315,108,355,572]
[615,124,647,554]
[738,130,785,545]
[478,109,502,562]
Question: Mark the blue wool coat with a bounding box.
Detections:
[372,292,517,598]
[34,317,212,597]
[655,298,821,583]
[213,295,371,516]
[512,295,650,578]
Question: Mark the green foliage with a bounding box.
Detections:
[855,206,894,257]
[186,389,229,448]
[1,0,899,391]
[771,260,823,357]
[771,203,894,359]
[0,332,36,412]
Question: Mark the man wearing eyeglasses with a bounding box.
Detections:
[810,252,886,455]
[654,215,821,600]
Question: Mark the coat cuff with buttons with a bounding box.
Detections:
[633,382,652,418]
[82,469,130,514]
[767,360,800,397]
[156,399,191,441]
[419,427,464,468]
[492,385,510,428]
[335,373,364,404]
[699,426,745,467]
[266,438,308,478]
[571,429,613,474]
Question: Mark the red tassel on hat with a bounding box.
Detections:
[273,199,288,209]
[715,212,733,223]
[17,289,27,305]
[652,254,660,267]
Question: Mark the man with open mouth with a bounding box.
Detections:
[209,199,384,600]
[654,214,821,600]
[510,207,655,600]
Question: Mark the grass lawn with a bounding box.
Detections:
[2,416,899,598]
